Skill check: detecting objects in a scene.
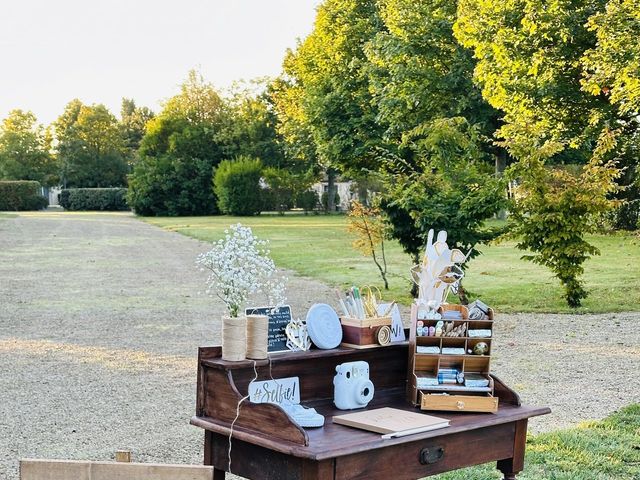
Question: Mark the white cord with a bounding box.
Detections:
[227,359,258,474]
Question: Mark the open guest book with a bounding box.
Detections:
[332,407,449,439]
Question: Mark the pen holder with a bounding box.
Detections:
[339,316,393,349]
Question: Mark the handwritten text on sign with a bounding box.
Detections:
[245,305,292,352]
[249,377,300,405]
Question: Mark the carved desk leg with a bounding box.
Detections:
[497,419,528,480]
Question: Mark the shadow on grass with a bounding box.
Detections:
[434,404,640,480]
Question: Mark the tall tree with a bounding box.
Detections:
[380,117,507,298]
[582,0,640,199]
[269,77,319,171]
[54,100,127,187]
[281,0,387,210]
[127,70,227,216]
[218,81,287,169]
[367,0,500,145]
[454,0,612,156]
[120,98,154,165]
[454,0,624,306]
[0,110,56,185]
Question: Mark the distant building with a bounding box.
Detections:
[311,180,356,211]
[41,186,61,206]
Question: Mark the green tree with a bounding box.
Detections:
[454,0,612,155]
[54,100,127,187]
[582,0,640,118]
[218,80,287,169]
[127,70,226,216]
[280,0,387,211]
[367,0,500,145]
[0,110,56,185]
[269,77,319,170]
[454,0,625,305]
[262,167,317,213]
[582,0,640,205]
[283,0,385,172]
[380,118,507,299]
[507,145,620,307]
[120,98,154,165]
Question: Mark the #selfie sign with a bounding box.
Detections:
[248,377,300,405]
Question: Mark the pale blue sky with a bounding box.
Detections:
[1,0,321,125]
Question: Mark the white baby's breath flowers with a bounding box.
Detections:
[196,223,286,317]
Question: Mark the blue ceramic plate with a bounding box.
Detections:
[305,303,342,349]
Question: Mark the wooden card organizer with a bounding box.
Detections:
[407,304,498,413]
[340,316,393,349]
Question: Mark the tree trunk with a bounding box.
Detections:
[496,150,508,220]
[410,252,420,298]
[327,168,337,213]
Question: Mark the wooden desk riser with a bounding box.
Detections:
[192,342,550,480]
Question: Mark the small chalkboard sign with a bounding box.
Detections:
[245,305,292,352]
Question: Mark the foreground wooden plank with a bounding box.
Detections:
[20,459,213,480]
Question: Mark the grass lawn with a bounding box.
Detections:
[143,214,640,313]
[435,404,640,480]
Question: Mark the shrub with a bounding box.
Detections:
[0,180,48,210]
[321,191,340,212]
[296,190,319,214]
[127,154,218,216]
[261,168,296,214]
[59,188,129,211]
[507,154,619,308]
[610,200,640,231]
[213,157,263,216]
[260,187,279,212]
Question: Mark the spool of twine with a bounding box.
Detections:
[222,316,247,361]
[246,314,269,360]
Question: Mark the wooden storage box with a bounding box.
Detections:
[340,316,392,349]
[407,303,497,413]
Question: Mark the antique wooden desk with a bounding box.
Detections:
[191,343,550,480]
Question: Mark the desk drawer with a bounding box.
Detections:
[421,392,499,413]
[335,422,515,480]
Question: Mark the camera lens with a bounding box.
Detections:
[354,379,375,406]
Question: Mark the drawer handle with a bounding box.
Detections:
[456,401,465,410]
[419,447,444,465]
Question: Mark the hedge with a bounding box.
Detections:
[213,157,263,216]
[0,181,48,211]
[59,188,129,211]
[611,199,640,231]
[296,190,320,214]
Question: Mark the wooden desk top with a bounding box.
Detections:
[191,345,550,461]
[192,391,549,460]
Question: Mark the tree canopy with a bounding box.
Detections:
[0,109,56,186]
[54,101,128,188]
[128,71,227,216]
[281,0,385,173]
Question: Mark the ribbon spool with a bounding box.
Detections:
[376,325,392,345]
[246,314,269,360]
[221,316,247,361]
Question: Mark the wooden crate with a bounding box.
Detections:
[340,316,392,349]
[20,459,213,480]
[407,303,497,413]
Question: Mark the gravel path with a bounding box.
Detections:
[1,212,638,480]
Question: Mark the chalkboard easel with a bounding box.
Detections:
[245,305,292,353]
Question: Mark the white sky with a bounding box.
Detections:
[0,0,321,125]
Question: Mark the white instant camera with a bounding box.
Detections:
[333,361,375,410]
